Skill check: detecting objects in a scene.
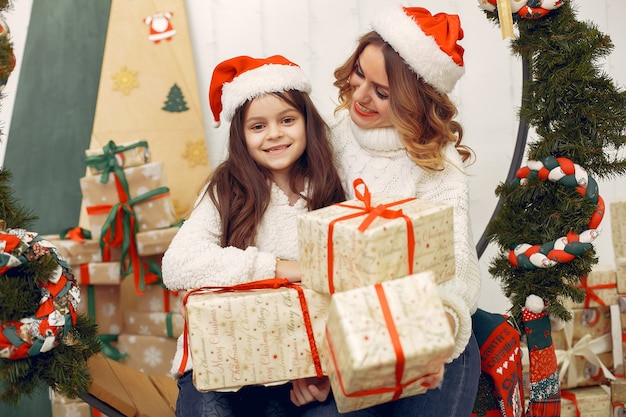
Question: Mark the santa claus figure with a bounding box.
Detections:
[144,12,176,43]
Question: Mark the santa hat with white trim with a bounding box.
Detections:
[371,5,465,94]
[208,55,312,127]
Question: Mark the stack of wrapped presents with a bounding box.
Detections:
[184,180,457,413]
[49,140,183,416]
[519,198,626,416]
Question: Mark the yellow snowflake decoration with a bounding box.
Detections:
[182,139,209,168]
[111,66,139,95]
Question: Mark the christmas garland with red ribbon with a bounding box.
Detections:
[508,156,604,270]
[0,229,80,359]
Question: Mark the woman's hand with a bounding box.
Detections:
[290,377,331,406]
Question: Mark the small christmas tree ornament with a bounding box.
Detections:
[478,0,567,20]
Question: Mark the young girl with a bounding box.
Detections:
[325,6,481,416]
[161,55,346,417]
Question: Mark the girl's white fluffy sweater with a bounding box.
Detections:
[329,111,481,360]
[162,183,308,376]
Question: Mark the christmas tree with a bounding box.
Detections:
[162,83,189,112]
[0,0,100,406]
[480,1,626,415]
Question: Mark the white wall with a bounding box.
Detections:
[2,0,626,315]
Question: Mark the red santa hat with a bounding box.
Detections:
[371,5,465,94]
[208,55,311,127]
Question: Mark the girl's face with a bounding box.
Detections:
[244,94,307,181]
[348,44,393,129]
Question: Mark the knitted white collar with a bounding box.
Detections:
[348,119,406,158]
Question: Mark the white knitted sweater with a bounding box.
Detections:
[162,182,309,376]
[329,111,481,360]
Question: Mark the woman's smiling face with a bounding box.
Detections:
[348,43,393,129]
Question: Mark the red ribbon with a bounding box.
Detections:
[80,264,91,285]
[561,390,580,417]
[326,282,417,400]
[178,278,323,379]
[326,179,415,294]
[576,276,617,307]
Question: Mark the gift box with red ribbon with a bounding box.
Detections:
[184,279,330,391]
[297,179,455,295]
[611,379,626,416]
[565,265,618,309]
[80,160,178,239]
[321,271,454,413]
[560,386,610,417]
[73,261,122,285]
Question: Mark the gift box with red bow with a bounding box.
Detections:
[321,271,454,413]
[297,179,455,295]
[184,279,330,391]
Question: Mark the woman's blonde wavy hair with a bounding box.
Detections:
[334,31,474,172]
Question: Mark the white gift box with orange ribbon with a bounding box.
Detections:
[297,179,455,295]
[321,271,454,413]
[184,279,330,391]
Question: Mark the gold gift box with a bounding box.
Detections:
[186,281,330,391]
[297,190,454,294]
[322,272,454,413]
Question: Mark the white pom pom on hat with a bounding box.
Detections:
[370,5,466,94]
[208,55,312,127]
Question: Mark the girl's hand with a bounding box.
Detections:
[275,259,302,283]
[290,377,331,406]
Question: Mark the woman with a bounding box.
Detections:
[310,6,481,416]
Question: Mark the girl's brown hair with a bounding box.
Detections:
[334,31,474,172]
[207,90,346,249]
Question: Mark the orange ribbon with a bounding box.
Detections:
[326,282,417,400]
[577,276,617,307]
[327,179,415,293]
[178,278,323,379]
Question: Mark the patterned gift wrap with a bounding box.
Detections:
[122,278,181,313]
[135,226,179,257]
[80,161,178,238]
[123,310,184,339]
[297,180,454,294]
[552,306,612,348]
[564,265,618,309]
[612,379,626,415]
[78,284,123,335]
[552,306,616,389]
[611,200,626,259]
[50,391,110,417]
[561,386,610,417]
[49,237,121,265]
[117,333,177,376]
[322,272,454,413]
[185,280,330,391]
[85,140,151,175]
[617,258,626,293]
[72,262,122,285]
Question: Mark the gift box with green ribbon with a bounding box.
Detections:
[85,140,151,175]
[122,310,184,339]
[80,160,178,239]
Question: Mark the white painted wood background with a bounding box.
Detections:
[1,0,625,315]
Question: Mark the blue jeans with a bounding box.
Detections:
[176,332,480,417]
[302,331,481,417]
[175,373,335,417]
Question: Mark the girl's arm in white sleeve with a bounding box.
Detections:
[161,190,277,291]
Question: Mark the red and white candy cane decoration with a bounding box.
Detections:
[478,0,566,20]
[508,157,604,270]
